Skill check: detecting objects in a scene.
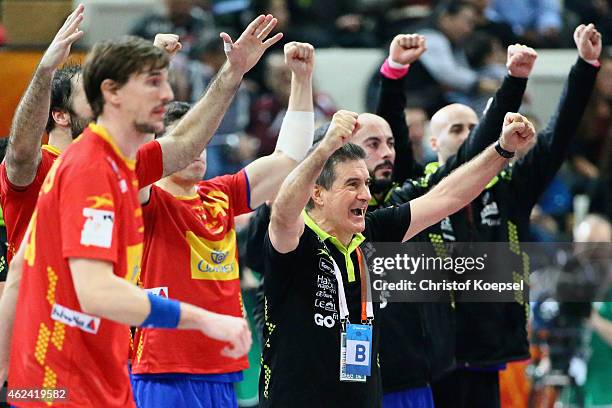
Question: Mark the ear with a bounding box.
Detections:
[51,110,71,129]
[311,185,325,207]
[100,79,121,107]
[429,135,438,152]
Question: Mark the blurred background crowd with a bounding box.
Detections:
[0,1,610,407]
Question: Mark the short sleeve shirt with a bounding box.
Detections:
[259,203,411,408]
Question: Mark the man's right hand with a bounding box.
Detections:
[574,23,602,63]
[506,44,538,78]
[199,311,252,359]
[320,110,359,153]
[39,4,85,73]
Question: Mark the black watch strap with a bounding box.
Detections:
[495,140,515,158]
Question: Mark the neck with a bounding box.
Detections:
[155,177,198,197]
[96,114,148,159]
[47,129,73,152]
[309,208,353,247]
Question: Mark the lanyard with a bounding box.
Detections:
[323,242,374,326]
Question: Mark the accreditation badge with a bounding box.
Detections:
[339,323,372,382]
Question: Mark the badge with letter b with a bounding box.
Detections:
[339,323,372,382]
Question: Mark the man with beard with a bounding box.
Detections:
[389,24,602,408]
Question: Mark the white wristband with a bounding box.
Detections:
[275,111,315,162]
[388,57,410,70]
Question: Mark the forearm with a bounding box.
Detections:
[160,63,243,176]
[376,74,417,182]
[6,66,54,183]
[0,261,24,372]
[433,144,507,213]
[287,73,313,112]
[272,146,330,227]
[462,75,527,161]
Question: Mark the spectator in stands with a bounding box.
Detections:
[404,104,431,165]
[130,0,215,53]
[248,52,336,157]
[485,0,563,47]
[261,0,381,47]
[403,0,500,115]
[565,0,612,46]
[464,0,518,47]
[573,214,612,408]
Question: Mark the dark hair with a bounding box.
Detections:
[46,64,82,134]
[464,31,496,68]
[434,0,477,19]
[83,35,170,118]
[306,143,366,210]
[163,101,192,128]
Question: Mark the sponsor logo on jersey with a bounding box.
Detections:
[51,303,100,334]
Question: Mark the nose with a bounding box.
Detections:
[380,143,393,159]
[161,80,174,103]
[358,183,372,202]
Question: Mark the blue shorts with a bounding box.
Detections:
[131,372,242,408]
[383,385,435,408]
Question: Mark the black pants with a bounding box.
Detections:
[432,369,500,408]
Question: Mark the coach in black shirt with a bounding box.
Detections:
[260,108,536,407]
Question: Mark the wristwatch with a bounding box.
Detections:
[495,140,515,159]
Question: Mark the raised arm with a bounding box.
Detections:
[5,5,84,186]
[269,111,358,253]
[244,42,315,208]
[376,34,426,182]
[69,258,251,359]
[427,44,536,185]
[516,24,601,210]
[156,14,283,177]
[404,113,536,241]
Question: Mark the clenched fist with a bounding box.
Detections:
[499,113,536,153]
[506,44,538,78]
[284,41,315,77]
[574,24,602,62]
[389,34,427,66]
[154,33,182,57]
[321,110,359,153]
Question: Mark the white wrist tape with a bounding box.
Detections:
[275,111,315,162]
[388,57,410,69]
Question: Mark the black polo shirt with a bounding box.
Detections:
[259,204,411,407]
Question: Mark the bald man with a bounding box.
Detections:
[388,25,602,408]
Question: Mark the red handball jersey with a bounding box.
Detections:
[8,124,162,407]
[0,145,60,262]
[132,170,251,375]
[0,137,162,266]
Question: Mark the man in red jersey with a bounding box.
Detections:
[0,14,282,407]
[0,6,90,298]
[131,41,315,407]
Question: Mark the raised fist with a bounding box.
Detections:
[506,44,538,78]
[153,33,182,57]
[284,41,315,77]
[500,112,536,153]
[321,110,359,152]
[574,24,602,62]
[389,34,427,66]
